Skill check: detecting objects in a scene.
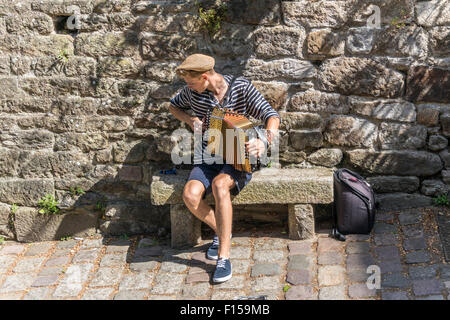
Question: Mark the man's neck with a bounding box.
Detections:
[206,74,227,96]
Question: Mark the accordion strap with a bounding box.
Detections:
[219,75,237,109]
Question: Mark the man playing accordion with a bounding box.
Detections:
[168,53,281,283]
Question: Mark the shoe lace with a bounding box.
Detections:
[212,236,219,247]
[217,258,227,269]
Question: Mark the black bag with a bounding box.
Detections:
[331,168,376,241]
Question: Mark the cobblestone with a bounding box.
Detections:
[374,246,401,261]
[285,285,317,300]
[0,244,25,255]
[288,241,314,255]
[346,242,370,254]
[319,285,346,300]
[408,265,438,280]
[81,287,115,300]
[348,283,377,299]
[399,211,422,225]
[24,243,53,256]
[23,287,52,300]
[253,250,285,262]
[413,279,443,296]
[119,272,154,290]
[13,257,45,273]
[251,263,282,277]
[374,234,400,246]
[114,290,147,300]
[381,290,409,300]
[405,251,431,264]
[318,265,346,286]
[0,207,448,300]
[286,269,313,285]
[403,237,427,251]
[89,267,124,287]
[287,254,315,271]
[381,273,411,289]
[402,225,424,238]
[318,252,344,265]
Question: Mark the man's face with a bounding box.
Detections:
[182,74,208,93]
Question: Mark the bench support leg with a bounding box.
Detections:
[170,204,202,248]
[288,204,315,240]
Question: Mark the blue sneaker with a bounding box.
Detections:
[213,258,232,283]
[206,234,232,260]
[206,235,219,260]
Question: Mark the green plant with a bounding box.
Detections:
[57,47,70,63]
[390,9,408,29]
[0,236,4,245]
[196,0,228,37]
[283,285,291,292]
[120,234,128,240]
[95,201,106,212]
[390,16,406,28]
[10,203,18,215]
[60,236,72,241]
[37,194,60,215]
[433,194,450,206]
[69,186,85,196]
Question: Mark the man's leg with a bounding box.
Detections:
[183,180,217,234]
[211,173,236,259]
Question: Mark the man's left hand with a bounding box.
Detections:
[245,138,266,157]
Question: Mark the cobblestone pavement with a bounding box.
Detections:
[0,207,448,300]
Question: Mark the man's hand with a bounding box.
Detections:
[189,116,205,133]
[245,138,266,158]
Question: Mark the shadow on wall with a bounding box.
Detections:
[52,0,286,240]
[14,0,449,241]
[52,141,171,240]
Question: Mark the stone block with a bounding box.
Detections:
[406,66,450,103]
[282,0,348,28]
[170,204,201,248]
[14,206,100,242]
[243,58,316,81]
[416,0,450,27]
[151,168,333,205]
[346,150,443,176]
[253,26,305,58]
[366,176,420,194]
[317,57,405,98]
[288,204,314,240]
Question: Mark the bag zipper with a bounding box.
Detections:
[337,172,374,231]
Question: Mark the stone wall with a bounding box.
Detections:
[0,0,449,240]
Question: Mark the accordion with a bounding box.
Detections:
[204,106,263,173]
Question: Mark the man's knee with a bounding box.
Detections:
[211,176,233,198]
[183,182,204,207]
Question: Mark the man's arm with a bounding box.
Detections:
[168,104,202,132]
[265,115,280,146]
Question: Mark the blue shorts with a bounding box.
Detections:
[187,163,252,199]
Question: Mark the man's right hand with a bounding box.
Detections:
[189,116,206,133]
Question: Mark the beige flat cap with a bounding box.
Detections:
[176,54,215,72]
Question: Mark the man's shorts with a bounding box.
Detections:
[187,163,252,199]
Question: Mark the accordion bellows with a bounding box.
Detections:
[205,107,255,173]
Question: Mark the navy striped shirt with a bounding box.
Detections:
[170,74,281,164]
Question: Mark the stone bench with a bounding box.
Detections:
[150,167,334,248]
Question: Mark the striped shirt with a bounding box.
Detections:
[170,74,281,164]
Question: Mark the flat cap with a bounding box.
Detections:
[176,54,215,72]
